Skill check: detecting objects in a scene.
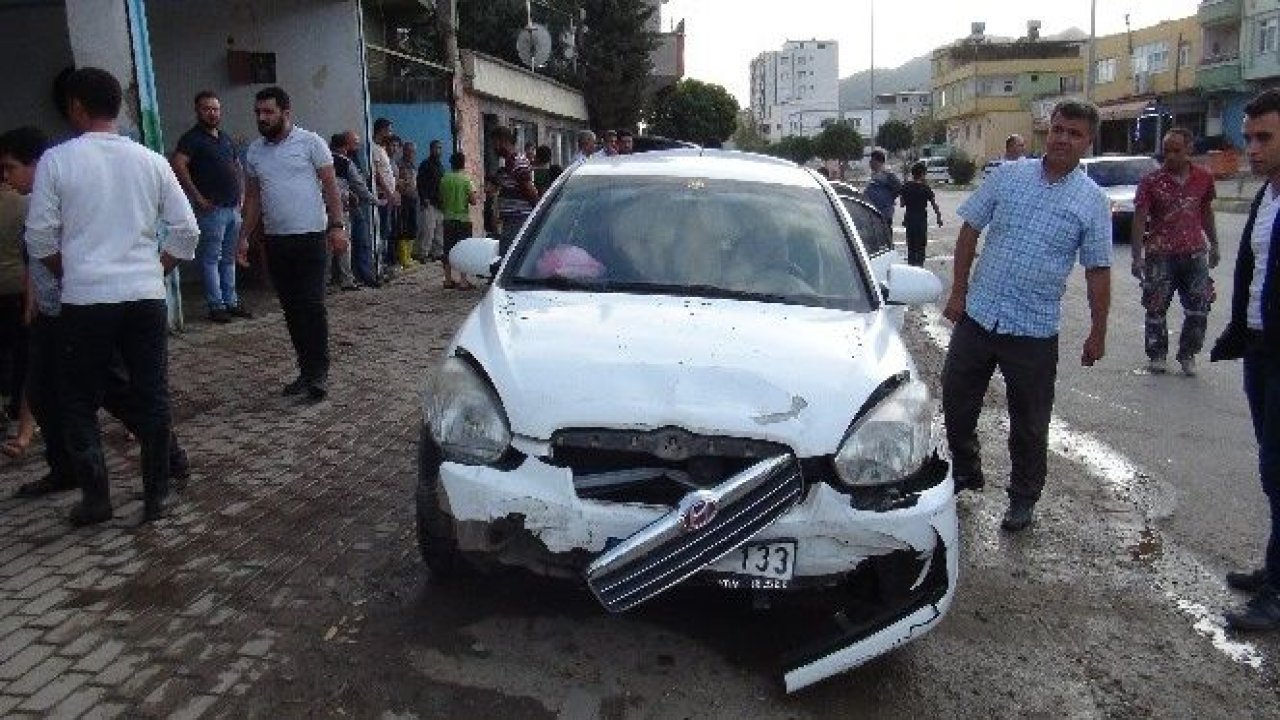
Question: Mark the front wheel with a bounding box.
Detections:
[416,428,466,578]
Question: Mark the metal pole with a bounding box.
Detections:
[869,0,876,147]
[1085,0,1096,101]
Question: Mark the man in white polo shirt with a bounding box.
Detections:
[237,86,348,401]
[24,67,199,526]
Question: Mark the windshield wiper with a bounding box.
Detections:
[507,275,610,292]
[611,282,793,303]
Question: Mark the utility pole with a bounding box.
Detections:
[438,0,462,153]
[869,0,876,148]
[1085,0,1096,101]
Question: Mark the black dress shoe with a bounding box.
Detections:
[227,304,254,319]
[68,502,113,527]
[15,472,76,498]
[306,378,328,401]
[1000,501,1035,532]
[953,472,986,493]
[1227,568,1269,594]
[281,377,308,396]
[143,494,178,523]
[1225,588,1280,631]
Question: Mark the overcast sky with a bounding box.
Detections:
[658,0,1201,104]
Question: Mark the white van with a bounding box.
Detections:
[923,156,950,184]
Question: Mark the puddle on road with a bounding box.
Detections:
[916,306,1267,672]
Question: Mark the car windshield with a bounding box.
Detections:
[503,174,872,311]
[1084,158,1158,187]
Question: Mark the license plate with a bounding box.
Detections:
[718,541,796,581]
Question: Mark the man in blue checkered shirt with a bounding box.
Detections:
[941,100,1113,532]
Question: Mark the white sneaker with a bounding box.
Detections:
[1179,355,1197,377]
[1147,357,1167,374]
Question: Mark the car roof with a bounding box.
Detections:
[570,149,821,187]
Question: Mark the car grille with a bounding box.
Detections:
[585,454,804,613]
[551,427,792,507]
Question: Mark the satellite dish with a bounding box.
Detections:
[516,24,553,69]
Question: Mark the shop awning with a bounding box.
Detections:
[1098,99,1154,122]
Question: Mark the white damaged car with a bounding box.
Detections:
[418,151,957,692]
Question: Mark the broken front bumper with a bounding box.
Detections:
[430,444,957,691]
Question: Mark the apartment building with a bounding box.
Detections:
[930,22,1085,160]
[750,39,840,139]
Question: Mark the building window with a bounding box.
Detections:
[1132,41,1169,74]
[1060,74,1083,93]
[1178,41,1191,68]
[1003,79,1015,93]
[1095,57,1116,84]
[1261,17,1278,54]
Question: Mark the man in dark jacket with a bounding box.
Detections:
[1212,90,1280,631]
[417,140,445,262]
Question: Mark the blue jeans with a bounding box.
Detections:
[350,206,375,285]
[1244,336,1280,582]
[196,206,241,310]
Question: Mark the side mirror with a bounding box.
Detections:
[884,264,943,306]
[449,237,501,279]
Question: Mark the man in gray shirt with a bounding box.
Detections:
[237,86,348,401]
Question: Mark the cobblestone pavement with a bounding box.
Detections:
[0,263,473,718]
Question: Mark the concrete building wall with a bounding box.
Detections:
[0,4,75,135]
[749,40,838,139]
[947,111,1032,161]
[1091,16,1201,103]
[1244,0,1280,81]
[146,0,367,154]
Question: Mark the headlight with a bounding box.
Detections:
[423,356,511,465]
[833,380,935,487]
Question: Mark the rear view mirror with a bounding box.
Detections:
[884,264,943,306]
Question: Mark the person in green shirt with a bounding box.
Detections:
[439,152,478,290]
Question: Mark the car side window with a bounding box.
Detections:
[841,198,893,256]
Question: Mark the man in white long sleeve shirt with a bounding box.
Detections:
[24,67,199,526]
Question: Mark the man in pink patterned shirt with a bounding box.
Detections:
[1132,128,1220,376]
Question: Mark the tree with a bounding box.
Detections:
[814,122,865,167]
[876,119,914,154]
[456,0,581,84]
[645,79,739,146]
[910,114,947,148]
[764,135,815,164]
[578,0,658,131]
[730,118,769,153]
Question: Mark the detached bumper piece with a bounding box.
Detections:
[585,454,804,613]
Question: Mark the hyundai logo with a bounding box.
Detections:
[680,493,718,532]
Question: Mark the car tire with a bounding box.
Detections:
[416,429,467,579]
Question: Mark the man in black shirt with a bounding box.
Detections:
[417,139,445,262]
[172,90,251,323]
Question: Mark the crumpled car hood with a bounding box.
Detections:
[450,289,910,456]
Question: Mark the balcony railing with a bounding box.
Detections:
[1200,53,1241,67]
[1198,0,1242,27]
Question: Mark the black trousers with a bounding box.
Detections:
[60,301,172,509]
[29,312,186,486]
[942,315,1059,504]
[0,293,27,418]
[265,233,330,383]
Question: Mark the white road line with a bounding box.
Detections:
[916,306,1265,670]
